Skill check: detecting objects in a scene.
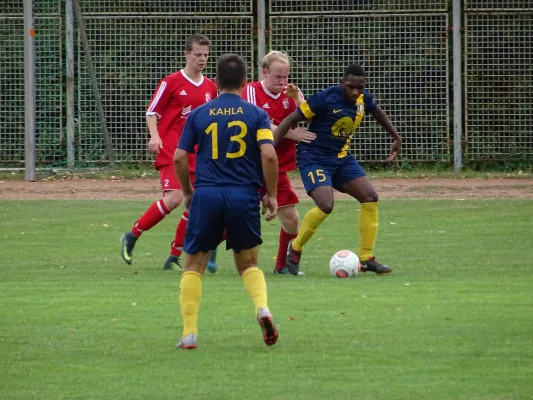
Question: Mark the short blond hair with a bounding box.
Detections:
[261,50,290,69]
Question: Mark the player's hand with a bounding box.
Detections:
[262,195,278,221]
[283,84,301,100]
[148,136,163,153]
[183,193,193,212]
[386,138,402,161]
[285,128,317,144]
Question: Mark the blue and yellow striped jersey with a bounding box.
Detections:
[296,86,377,160]
[178,93,274,188]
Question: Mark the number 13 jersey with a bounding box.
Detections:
[178,93,274,188]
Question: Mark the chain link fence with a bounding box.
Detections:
[269,12,449,162]
[465,1,533,160]
[0,15,25,164]
[1,0,532,167]
[1,0,63,166]
[77,14,254,165]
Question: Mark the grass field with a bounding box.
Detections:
[1,199,532,399]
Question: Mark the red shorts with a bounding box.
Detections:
[158,164,195,192]
[259,172,299,208]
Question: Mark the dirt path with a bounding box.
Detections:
[1,177,532,200]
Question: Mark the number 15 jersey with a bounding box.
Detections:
[178,93,274,189]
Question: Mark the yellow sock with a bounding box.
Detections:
[292,206,329,251]
[242,267,268,314]
[359,202,378,261]
[179,271,203,337]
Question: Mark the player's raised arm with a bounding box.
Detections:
[274,89,328,145]
[365,90,402,161]
[283,83,305,107]
[281,85,317,143]
[273,110,305,145]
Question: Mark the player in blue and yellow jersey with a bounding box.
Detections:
[173,54,280,349]
[274,64,402,276]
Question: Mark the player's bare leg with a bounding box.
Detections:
[162,189,184,211]
[176,250,210,349]
[163,190,188,270]
[121,189,183,265]
[343,176,392,275]
[285,186,334,275]
[274,205,305,276]
[235,247,278,346]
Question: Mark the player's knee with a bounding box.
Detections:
[360,191,379,203]
[286,216,300,232]
[163,191,183,210]
[281,211,299,232]
[235,260,258,276]
[316,201,334,214]
[234,248,259,275]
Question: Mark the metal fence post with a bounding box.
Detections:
[66,0,75,168]
[23,0,36,181]
[257,0,266,81]
[452,0,463,173]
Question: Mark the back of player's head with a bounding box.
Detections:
[185,34,211,51]
[262,50,290,70]
[216,54,247,90]
[343,64,365,79]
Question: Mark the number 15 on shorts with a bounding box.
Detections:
[300,165,332,193]
[308,169,326,184]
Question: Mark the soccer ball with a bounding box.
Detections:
[329,250,361,278]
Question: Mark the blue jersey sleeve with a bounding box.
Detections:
[256,109,274,146]
[177,111,197,153]
[297,88,329,119]
[363,89,378,113]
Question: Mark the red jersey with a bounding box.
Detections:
[146,70,217,171]
[241,81,301,172]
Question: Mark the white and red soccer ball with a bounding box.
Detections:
[329,250,361,278]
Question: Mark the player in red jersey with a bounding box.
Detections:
[120,34,218,270]
[240,50,316,276]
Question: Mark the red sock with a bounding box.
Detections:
[220,230,227,244]
[171,211,189,257]
[275,229,297,271]
[131,200,170,237]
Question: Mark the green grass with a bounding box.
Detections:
[1,199,532,399]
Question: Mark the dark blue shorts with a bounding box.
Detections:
[184,186,262,254]
[297,155,366,194]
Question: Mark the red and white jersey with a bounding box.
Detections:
[241,81,302,172]
[146,70,217,171]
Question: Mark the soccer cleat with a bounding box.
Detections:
[163,255,182,270]
[360,257,393,275]
[120,232,138,265]
[285,240,302,276]
[176,333,197,350]
[257,308,278,346]
[206,249,218,273]
[273,267,305,276]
